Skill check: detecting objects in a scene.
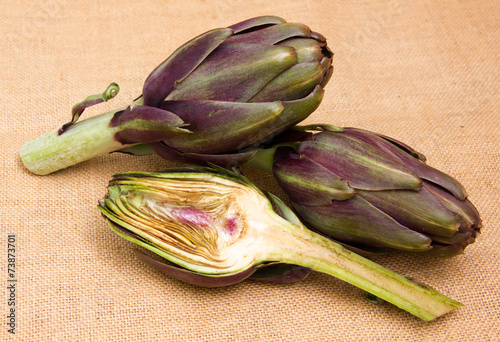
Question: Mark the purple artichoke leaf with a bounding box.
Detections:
[292,196,432,252]
[299,132,422,191]
[114,144,155,156]
[225,23,311,45]
[340,128,412,159]
[320,56,333,72]
[149,142,257,167]
[278,38,324,63]
[249,61,325,102]
[310,31,327,43]
[340,128,469,197]
[165,43,297,102]
[225,86,324,158]
[136,250,257,288]
[258,85,325,138]
[159,100,284,154]
[344,127,427,162]
[142,28,233,107]
[388,146,469,201]
[377,131,427,162]
[273,146,355,205]
[249,263,312,283]
[320,65,334,87]
[228,15,286,34]
[112,105,191,145]
[294,123,344,133]
[423,243,470,258]
[424,181,482,234]
[426,231,475,245]
[344,128,469,201]
[357,186,461,238]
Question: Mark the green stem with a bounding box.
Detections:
[20,107,132,175]
[263,218,462,321]
[243,143,295,172]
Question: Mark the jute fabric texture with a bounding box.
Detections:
[1,0,499,341]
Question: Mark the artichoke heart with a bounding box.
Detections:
[99,169,284,275]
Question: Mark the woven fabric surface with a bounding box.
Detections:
[1,0,499,341]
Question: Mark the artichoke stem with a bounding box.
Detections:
[20,108,131,175]
[244,144,295,172]
[264,220,463,321]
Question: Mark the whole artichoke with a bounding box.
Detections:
[20,16,332,175]
[249,125,482,257]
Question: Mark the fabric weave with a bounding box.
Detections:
[1,1,499,341]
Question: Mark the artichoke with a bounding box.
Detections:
[247,125,482,257]
[98,167,462,321]
[20,16,333,175]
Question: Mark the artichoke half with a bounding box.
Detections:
[20,16,333,175]
[98,168,462,321]
[246,125,482,257]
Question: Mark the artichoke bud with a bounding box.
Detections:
[271,126,482,257]
[121,15,333,163]
[99,168,463,321]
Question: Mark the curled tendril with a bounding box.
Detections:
[103,82,120,101]
[58,82,120,135]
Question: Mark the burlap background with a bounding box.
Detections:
[1,0,499,341]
